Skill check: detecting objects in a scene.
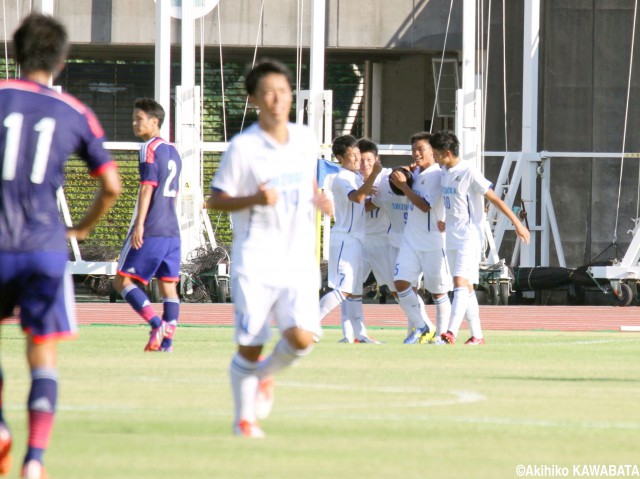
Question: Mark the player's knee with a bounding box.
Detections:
[283,328,315,351]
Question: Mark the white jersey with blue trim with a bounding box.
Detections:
[440,159,492,250]
[330,168,366,241]
[210,122,318,287]
[365,168,391,238]
[402,163,445,252]
[371,169,410,248]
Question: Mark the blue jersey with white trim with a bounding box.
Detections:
[132,137,181,238]
[0,79,115,252]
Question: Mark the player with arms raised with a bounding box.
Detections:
[0,13,121,478]
[207,60,331,438]
[430,130,530,345]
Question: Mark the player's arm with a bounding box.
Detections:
[390,169,430,212]
[349,161,382,204]
[484,189,531,244]
[207,183,278,212]
[130,184,154,249]
[67,166,121,241]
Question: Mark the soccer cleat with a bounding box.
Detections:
[159,320,177,352]
[404,326,428,344]
[418,328,436,344]
[233,419,265,439]
[145,320,176,352]
[337,337,354,343]
[0,425,12,476]
[464,336,486,345]
[255,376,275,420]
[427,336,447,345]
[355,336,382,344]
[20,460,48,479]
[441,331,456,344]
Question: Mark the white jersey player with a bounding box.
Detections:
[318,135,382,344]
[391,132,452,344]
[430,130,530,346]
[207,60,332,438]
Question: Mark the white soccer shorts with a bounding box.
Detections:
[231,273,322,346]
[446,241,481,285]
[362,236,396,291]
[394,245,453,294]
[327,233,364,295]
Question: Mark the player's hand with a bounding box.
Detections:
[314,191,333,216]
[390,169,407,186]
[66,227,90,241]
[254,183,278,206]
[515,223,530,244]
[370,186,379,196]
[437,220,446,232]
[131,224,144,249]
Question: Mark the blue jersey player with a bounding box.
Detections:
[0,14,121,479]
[113,98,182,353]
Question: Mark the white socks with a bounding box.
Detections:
[229,353,259,423]
[319,290,345,321]
[433,294,451,336]
[397,287,433,332]
[344,296,367,339]
[257,339,312,378]
[447,287,470,337]
[465,290,483,339]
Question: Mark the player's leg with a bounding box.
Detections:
[156,239,181,352]
[464,287,485,344]
[0,342,11,477]
[394,247,432,343]
[319,234,350,321]
[442,248,475,344]
[421,249,453,341]
[255,282,321,421]
[114,238,167,350]
[0,254,17,476]
[18,251,75,477]
[338,301,355,342]
[229,274,273,438]
[23,339,57,479]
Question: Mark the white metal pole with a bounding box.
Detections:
[457,0,480,168]
[521,0,540,267]
[155,0,171,140]
[40,0,54,15]
[309,0,326,142]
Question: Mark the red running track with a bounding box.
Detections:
[20,303,640,332]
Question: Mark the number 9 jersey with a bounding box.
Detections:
[0,79,115,253]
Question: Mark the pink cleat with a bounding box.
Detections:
[20,460,48,479]
[464,336,486,345]
[0,425,12,476]
[233,419,265,438]
[440,331,456,345]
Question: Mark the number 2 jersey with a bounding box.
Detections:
[130,137,181,238]
[0,79,115,253]
[210,122,318,287]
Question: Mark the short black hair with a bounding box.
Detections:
[245,59,292,96]
[356,138,378,156]
[410,131,432,145]
[13,13,68,74]
[331,135,358,159]
[134,98,165,128]
[389,167,413,196]
[429,130,460,157]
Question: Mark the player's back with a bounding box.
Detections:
[0,79,112,252]
[136,138,181,238]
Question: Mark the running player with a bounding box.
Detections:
[207,60,332,438]
[113,99,183,352]
[430,130,530,345]
[391,132,452,344]
[0,13,121,479]
[318,135,382,343]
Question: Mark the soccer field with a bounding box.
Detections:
[1,325,639,479]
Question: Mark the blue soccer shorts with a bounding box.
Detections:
[117,236,181,284]
[0,251,77,343]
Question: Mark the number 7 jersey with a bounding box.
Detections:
[0,79,115,252]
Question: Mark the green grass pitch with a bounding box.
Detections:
[1,325,639,479]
